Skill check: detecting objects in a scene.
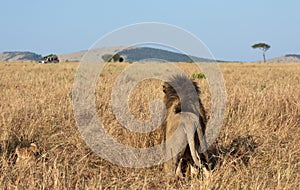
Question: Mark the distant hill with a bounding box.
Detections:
[285,54,300,59]
[268,54,300,63]
[117,47,215,62]
[0,51,42,62]
[58,46,216,63]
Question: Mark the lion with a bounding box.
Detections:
[15,143,38,166]
[162,75,212,179]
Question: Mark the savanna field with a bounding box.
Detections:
[0,61,299,189]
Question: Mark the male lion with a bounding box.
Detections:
[162,75,211,179]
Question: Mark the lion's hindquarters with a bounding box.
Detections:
[180,112,213,179]
[181,112,204,168]
[165,112,208,178]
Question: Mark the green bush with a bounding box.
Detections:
[192,73,206,79]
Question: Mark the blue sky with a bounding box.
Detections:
[1,0,299,61]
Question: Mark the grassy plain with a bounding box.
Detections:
[0,62,299,189]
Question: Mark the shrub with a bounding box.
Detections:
[192,73,206,79]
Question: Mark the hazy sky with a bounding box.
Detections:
[1,0,299,61]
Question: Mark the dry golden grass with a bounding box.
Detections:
[0,61,299,189]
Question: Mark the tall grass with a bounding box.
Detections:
[0,62,299,189]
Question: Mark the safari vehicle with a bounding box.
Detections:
[39,54,59,64]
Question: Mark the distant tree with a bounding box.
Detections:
[252,42,271,63]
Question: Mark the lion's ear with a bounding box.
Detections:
[29,143,38,154]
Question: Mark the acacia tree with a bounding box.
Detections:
[252,42,271,63]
